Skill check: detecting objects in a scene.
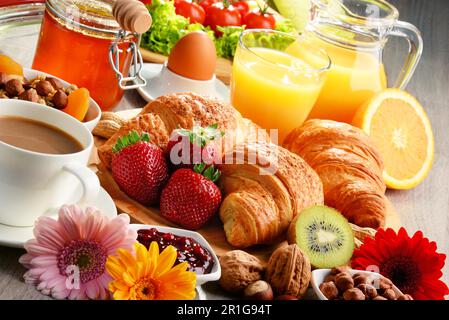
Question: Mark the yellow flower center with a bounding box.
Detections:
[134,277,160,300]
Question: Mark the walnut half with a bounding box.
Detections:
[219,250,265,293]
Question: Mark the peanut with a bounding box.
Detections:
[93,119,122,139]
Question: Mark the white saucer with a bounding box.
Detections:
[0,187,117,249]
[136,63,230,103]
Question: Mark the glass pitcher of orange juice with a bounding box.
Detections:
[292,0,423,123]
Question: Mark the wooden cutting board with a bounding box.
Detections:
[91,109,401,261]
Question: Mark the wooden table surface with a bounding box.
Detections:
[0,0,448,300]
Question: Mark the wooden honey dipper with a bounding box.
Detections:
[112,0,152,34]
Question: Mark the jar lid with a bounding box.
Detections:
[47,0,125,38]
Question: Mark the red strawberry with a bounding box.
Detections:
[111,131,169,205]
[160,164,222,230]
[165,124,224,170]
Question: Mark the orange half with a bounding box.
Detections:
[353,89,434,190]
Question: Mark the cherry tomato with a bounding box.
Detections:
[243,9,276,29]
[175,1,206,24]
[233,1,249,18]
[205,2,242,36]
[199,0,218,12]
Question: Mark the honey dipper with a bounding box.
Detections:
[112,0,152,34]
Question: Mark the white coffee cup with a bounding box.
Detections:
[0,100,100,227]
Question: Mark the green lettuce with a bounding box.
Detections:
[140,0,297,59]
[141,0,214,56]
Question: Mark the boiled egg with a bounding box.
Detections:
[167,31,216,81]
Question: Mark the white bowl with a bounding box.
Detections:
[21,68,101,131]
[129,224,221,286]
[311,268,404,300]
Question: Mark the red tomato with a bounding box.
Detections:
[205,2,242,35]
[199,0,218,12]
[243,9,276,29]
[175,1,206,24]
[233,1,249,18]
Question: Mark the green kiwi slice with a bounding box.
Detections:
[287,205,354,268]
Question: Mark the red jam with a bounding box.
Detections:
[137,228,214,275]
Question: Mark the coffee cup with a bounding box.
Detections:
[0,100,100,227]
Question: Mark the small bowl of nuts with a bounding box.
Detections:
[312,267,413,300]
[0,68,101,131]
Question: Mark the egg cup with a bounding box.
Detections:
[135,63,230,103]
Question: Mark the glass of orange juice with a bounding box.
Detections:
[231,29,330,144]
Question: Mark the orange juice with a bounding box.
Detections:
[288,36,387,123]
[231,46,327,144]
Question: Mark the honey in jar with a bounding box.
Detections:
[32,0,138,110]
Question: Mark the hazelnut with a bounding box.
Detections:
[330,266,349,275]
[376,277,393,292]
[18,88,40,103]
[343,288,365,300]
[46,77,64,90]
[357,283,377,299]
[397,294,413,300]
[382,288,397,300]
[373,296,387,300]
[265,244,311,299]
[275,295,298,300]
[335,272,354,292]
[353,274,370,286]
[219,250,264,293]
[0,72,8,87]
[5,79,24,96]
[319,281,339,300]
[52,90,68,109]
[35,80,53,96]
[244,280,273,300]
[324,274,335,283]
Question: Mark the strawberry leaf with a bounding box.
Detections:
[112,130,150,153]
[194,164,221,183]
[173,124,225,148]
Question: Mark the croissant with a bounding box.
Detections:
[283,119,387,229]
[98,92,269,168]
[219,141,324,248]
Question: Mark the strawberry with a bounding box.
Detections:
[165,124,224,170]
[111,131,169,205]
[160,164,222,230]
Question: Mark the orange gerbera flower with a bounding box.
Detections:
[106,242,196,300]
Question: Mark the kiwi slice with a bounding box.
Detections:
[287,205,354,268]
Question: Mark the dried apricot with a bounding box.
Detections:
[63,88,90,121]
[0,55,23,76]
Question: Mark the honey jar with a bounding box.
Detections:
[32,0,145,110]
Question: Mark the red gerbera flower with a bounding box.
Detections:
[351,227,448,300]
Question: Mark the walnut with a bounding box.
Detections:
[265,244,311,299]
[219,250,265,293]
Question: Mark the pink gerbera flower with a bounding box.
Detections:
[19,205,137,300]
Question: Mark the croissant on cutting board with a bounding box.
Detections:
[219,141,324,248]
[283,119,387,229]
[97,92,269,169]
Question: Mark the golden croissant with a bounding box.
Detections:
[97,92,269,168]
[283,119,387,229]
[219,141,324,248]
